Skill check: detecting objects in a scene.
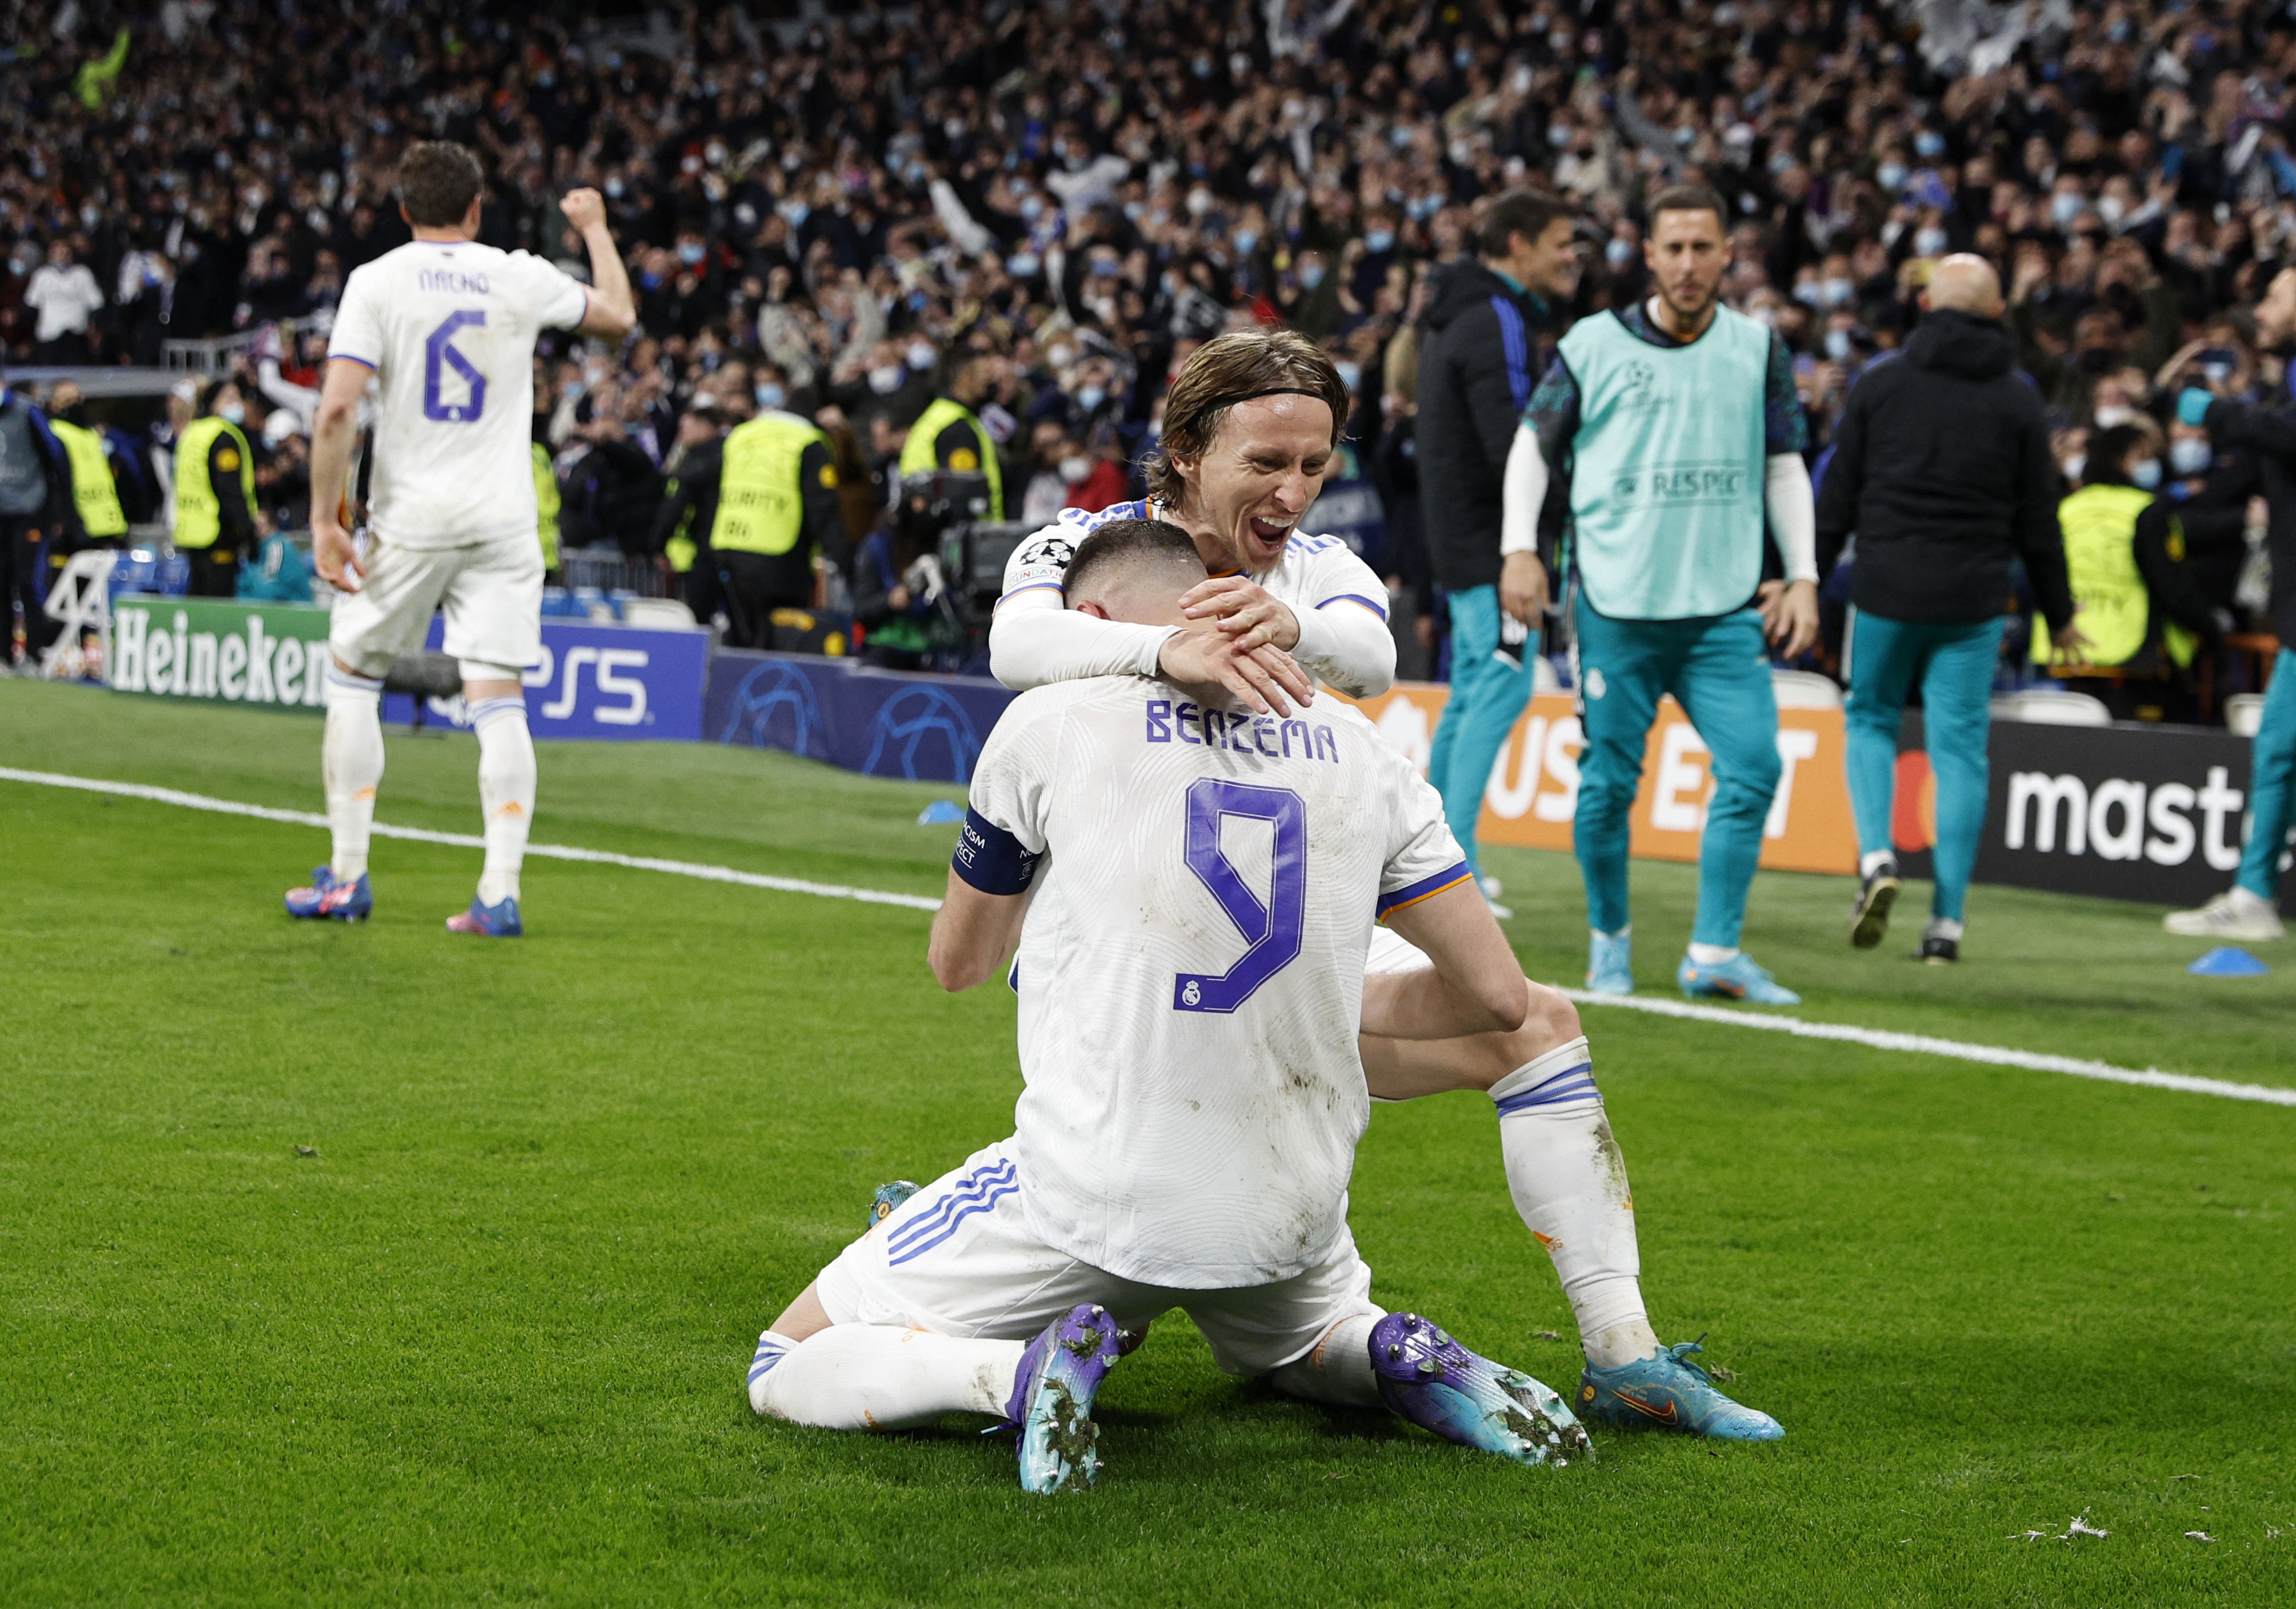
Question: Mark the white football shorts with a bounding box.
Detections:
[329,531,543,678]
[816,1139,1382,1376]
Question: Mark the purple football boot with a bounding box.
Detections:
[994,1304,1125,1494]
[445,894,522,937]
[284,866,372,922]
[1370,1311,1592,1467]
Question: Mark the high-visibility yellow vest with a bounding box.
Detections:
[533,442,561,570]
[49,418,126,537]
[712,411,833,556]
[173,416,256,550]
[2036,483,2195,670]
[898,396,1002,520]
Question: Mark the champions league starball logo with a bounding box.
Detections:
[864,686,985,782]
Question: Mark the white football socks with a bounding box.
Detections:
[747,1325,1023,1430]
[321,664,385,881]
[1684,942,1740,966]
[1264,1312,1382,1407]
[1491,1037,1661,1370]
[470,694,535,907]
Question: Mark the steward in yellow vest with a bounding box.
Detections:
[651,403,845,647]
[897,355,1004,520]
[2037,427,2221,673]
[47,417,127,541]
[532,440,562,574]
[174,380,259,597]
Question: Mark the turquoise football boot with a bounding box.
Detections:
[1577,1337,1782,1441]
[865,1180,921,1231]
[1676,950,1800,1005]
[1585,930,1633,996]
[996,1304,1126,1495]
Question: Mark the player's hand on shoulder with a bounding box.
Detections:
[559,187,607,233]
[1159,627,1313,718]
[1180,575,1301,652]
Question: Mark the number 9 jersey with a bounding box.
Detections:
[326,241,591,549]
[961,674,1472,1291]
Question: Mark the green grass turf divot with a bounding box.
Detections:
[3,677,2293,1606]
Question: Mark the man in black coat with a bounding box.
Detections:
[1413,190,1579,911]
[1815,255,2085,963]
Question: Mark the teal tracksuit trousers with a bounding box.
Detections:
[2237,647,2296,901]
[1572,596,1781,948]
[1428,584,1536,877]
[1842,608,2002,925]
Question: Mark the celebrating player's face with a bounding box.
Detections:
[1179,394,1335,572]
[1644,207,1730,326]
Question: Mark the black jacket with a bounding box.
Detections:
[2200,391,2296,646]
[1816,309,2075,630]
[1415,260,1547,591]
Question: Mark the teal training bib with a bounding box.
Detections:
[1559,304,1771,620]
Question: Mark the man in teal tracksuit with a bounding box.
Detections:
[1415,192,1581,916]
[2165,265,2296,944]
[1501,184,1820,1003]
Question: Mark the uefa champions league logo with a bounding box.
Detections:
[864,686,984,782]
[722,661,829,757]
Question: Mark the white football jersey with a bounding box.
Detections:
[1002,496,1391,626]
[328,240,588,549]
[967,673,1470,1289]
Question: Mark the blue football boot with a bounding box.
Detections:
[1370,1312,1591,1467]
[865,1180,921,1231]
[996,1304,1125,1495]
[284,866,372,923]
[447,895,523,937]
[1676,950,1800,1005]
[1586,930,1633,995]
[1577,1337,1782,1441]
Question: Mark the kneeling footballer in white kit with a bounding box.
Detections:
[285,141,634,935]
[747,520,1591,1492]
[980,329,1780,1440]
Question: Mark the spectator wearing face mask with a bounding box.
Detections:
[897,352,1006,521]
[2154,344,2265,620]
[2040,420,2222,694]
[173,379,260,597]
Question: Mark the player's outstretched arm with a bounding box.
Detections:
[1363,882,1529,1039]
[560,187,636,340]
[308,358,371,590]
[927,873,1028,992]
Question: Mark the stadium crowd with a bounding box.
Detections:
[0,0,2288,691]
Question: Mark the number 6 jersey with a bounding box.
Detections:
[963,673,1470,1289]
[327,240,590,549]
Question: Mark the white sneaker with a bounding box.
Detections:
[2164,888,2286,941]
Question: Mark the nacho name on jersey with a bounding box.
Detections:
[1145,696,1342,763]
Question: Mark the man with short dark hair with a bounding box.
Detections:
[1416,190,1581,913]
[898,352,1006,520]
[290,140,635,936]
[1505,183,1821,1003]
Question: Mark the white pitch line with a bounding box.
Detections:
[0,766,943,913]
[1552,987,2296,1108]
[4,765,2289,1106]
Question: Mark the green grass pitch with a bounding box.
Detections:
[3,676,2294,1607]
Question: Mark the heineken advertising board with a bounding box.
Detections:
[110,596,331,710]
